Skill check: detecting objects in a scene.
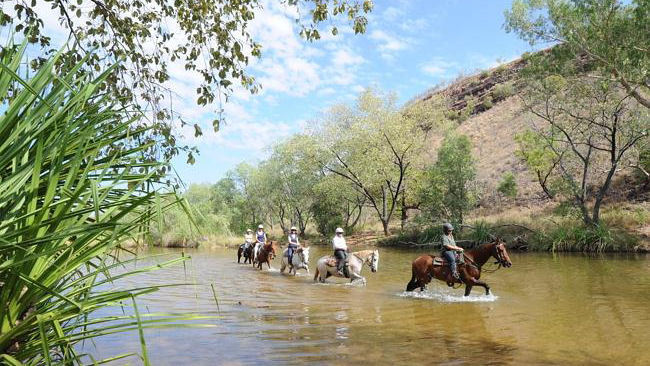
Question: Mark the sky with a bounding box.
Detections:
[171,0,537,185]
[2,0,538,186]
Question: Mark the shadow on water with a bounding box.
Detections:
[82,246,650,365]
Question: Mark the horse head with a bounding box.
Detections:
[492,238,512,268]
[369,249,379,273]
[265,241,276,260]
[300,246,310,265]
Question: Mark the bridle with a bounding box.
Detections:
[462,242,508,273]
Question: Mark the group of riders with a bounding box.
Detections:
[242,222,464,280]
[241,225,350,276]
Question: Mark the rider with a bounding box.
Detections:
[287,226,300,269]
[332,227,348,277]
[254,224,267,261]
[244,229,254,249]
[256,224,267,244]
[441,223,464,281]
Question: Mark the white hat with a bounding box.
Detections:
[258,224,264,229]
[246,229,252,232]
[335,227,344,234]
[290,226,297,231]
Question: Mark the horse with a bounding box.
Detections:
[255,241,277,270]
[313,249,379,285]
[405,239,512,296]
[237,242,254,264]
[280,246,310,275]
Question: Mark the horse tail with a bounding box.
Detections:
[405,265,418,292]
[313,267,319,282]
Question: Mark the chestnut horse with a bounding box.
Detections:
[406,239,512,296]
[255,241,277,270]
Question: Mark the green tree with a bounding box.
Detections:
[515,130,562,199]
[1,0,373,161]
[505,0,650,109]
[425,133,477,225]
[310,89,436,235]
[521,75,649,225]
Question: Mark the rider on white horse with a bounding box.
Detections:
[287,226,300,271]
[332,227,348,277]
[243,229,253,249]
[253,224,267,263]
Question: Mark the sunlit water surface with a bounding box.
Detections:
[84,246,650,365]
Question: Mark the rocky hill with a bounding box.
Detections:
[411,54,649,245]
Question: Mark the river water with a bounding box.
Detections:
[86,246,650,365]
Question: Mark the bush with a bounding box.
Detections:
[311,197,344,236]
[497,172,518,198]
[491,82,515,100]
[481,95,494,110]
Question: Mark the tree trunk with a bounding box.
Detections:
[381,219,389,236]
[400,193,407,230]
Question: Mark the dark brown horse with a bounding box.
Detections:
[406,239,512,296]
[237,243,253,264]
[256,241,277,270]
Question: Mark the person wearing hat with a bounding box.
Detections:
[253,224,267,263]
[441,223,464,280]
[332,227,348,277]
[286,226,300,270]
[255,224,267,244]
[244,229,254,250]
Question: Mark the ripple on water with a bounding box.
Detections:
[398,289,499,303]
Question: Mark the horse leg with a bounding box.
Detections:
[280,261,286,273]
[465,278,490,296]
[464,285,473,296]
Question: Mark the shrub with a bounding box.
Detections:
[481,94,494,110]
[497,172,518,198]
[491,82,515,100]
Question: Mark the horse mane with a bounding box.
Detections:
[353,249,375,258]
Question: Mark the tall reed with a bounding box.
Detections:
[0,41,200,364]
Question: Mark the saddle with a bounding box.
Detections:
[432,253,465,267]
[324,256,350,278]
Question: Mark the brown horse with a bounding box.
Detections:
[256,241,277,270]
[406,239,512,296]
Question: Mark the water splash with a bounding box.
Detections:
[398,289,498,303]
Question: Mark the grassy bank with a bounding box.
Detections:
[379,201,649,252]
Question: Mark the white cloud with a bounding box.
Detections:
[382,7,405,22]
[369,29,411,60]
[420,58,459,78]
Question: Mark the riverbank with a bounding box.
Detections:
[379,200,650,253]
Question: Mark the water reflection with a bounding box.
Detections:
[82,246,650,365]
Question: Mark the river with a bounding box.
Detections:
[85,245,650,365]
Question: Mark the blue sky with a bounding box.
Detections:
[172,0,537,185]
[1,0,538,186]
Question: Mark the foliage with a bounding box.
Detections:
[0,42,196,364]
[515,129,561,199]
[309,89,443,235]
[497,172,518,199]
[151,184,233,246]
[310,193,344,236]
[491,82,515,101]
[421,133,477,225]
[505,0,650,109]
[522,74,649,225]
[1,0,373,162]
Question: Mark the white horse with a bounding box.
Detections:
[280,246,310,275]
[313,249,379,285]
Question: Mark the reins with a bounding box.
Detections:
[462,244,504,273]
